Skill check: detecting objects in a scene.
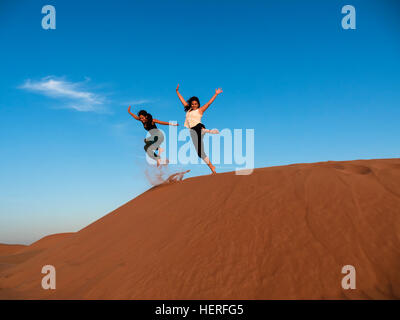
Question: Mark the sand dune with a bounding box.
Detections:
[0,233,74,257]
[0,233,74,275]
[0,244,26,257]
[1,158,400,299]
[24,233,75,252]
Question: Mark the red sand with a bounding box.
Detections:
[24,233,75,252]
[1,159,400,299]
[0,244,26,256]
[0,233,74,276]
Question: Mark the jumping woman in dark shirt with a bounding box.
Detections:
[128,106,178,167]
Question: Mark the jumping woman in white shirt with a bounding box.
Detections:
[176,84,222,174]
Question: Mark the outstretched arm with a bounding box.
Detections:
[176,84,189,107]
[127,105,140,120]
[153,119,179,126]
[199,88,223,114]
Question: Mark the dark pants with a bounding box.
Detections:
[144,129,164,160]
[190,123,207,160]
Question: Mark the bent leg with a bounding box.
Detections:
[190,124,216,174]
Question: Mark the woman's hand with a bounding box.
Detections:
[128,106,140,120]
[176,84,189,107]
[198,88,222,114]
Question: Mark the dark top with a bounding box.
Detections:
[142,114,157,131]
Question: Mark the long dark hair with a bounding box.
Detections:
[185,96,200,112]
[138,110,153,125]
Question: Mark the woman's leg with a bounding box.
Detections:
[144,130,165,166]
[203,156,216,174]
[190,124,216,174]
[144,140,159,162]
[202,128,219,134]
[154,130,166,166]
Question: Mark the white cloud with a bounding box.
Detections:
[119,99,156,108]
[20,77,106,112]
[127,99,153,105]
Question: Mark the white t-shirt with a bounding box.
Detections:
[184,109,203,128]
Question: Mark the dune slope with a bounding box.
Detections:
[0,244,26,256]
[1,159,400,299]
[0,233,74,275]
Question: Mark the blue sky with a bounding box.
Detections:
[1,0,399,244]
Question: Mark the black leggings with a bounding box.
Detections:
[144,129,164,160]
[190,123,207,160]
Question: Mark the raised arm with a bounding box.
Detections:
[176,84,189,107]
[153,119,179,126]
[198,88,223,114]
[127,105,140,120]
